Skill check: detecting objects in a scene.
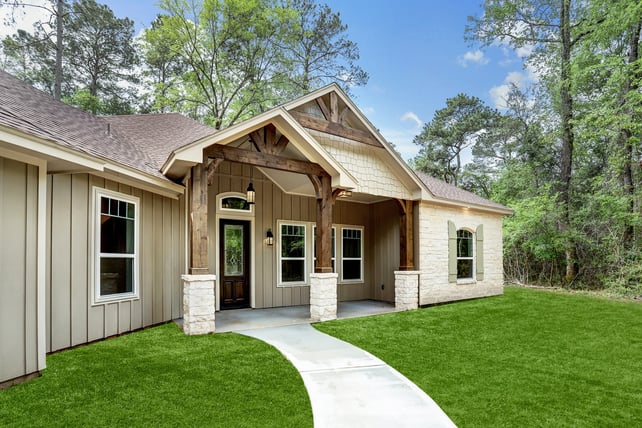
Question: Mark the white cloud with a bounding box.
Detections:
[0,1,51,38]
[361,106,375,115]
[458,50,489,67]
[400,111,422,128]
[515,44,535,58]
[489,68,536,109]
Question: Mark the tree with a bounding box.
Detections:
[139,14,186,113]
[149,0,294,128]
[64,0,138,113]
[412,93,497,187]
[467,0,593,282]
[1,0,65,99]
[281,0,368,94]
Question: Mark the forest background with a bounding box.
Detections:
[2,0,640,297]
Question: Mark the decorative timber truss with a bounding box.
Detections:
[187,93,415,279]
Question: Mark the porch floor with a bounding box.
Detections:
[214,300,395,333]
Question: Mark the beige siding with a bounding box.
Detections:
[418,202,504,305]
[0,157,40,382]
[46,174,186,353]
[208,162,400,309]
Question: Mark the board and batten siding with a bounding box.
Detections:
[0,157,41,383]
[208,161,403,308]
[45,174,186,353]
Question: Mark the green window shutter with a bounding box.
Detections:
[476,224,484,281]
[448,220,457,283]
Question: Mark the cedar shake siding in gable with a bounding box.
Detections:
[0,157,41,384]
[45,174,186,352]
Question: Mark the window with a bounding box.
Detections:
[220,195,251,211]
[341,227,363,281]
[280,223,306,284]
[456,230,474,279]
[313,226,336,272]
[95,189,138,302]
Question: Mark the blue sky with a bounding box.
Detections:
[3,1,532,160]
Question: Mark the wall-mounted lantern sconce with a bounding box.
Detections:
[266,228,274,246]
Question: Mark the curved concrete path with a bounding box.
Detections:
[240,324,456,428]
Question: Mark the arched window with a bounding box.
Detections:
[456,230,474,279]
[448,222,484,283]
[220,195,250,211]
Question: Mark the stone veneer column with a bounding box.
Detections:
[394,271,420,311]
[181,274,216,335]
[309,272,338,322]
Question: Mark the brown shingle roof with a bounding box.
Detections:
[102,113,216,170]
[0,70,216,179]
[414,170,511,212]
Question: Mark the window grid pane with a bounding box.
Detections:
[280,224,306,283]
[342,228,362,281]
[98,193,137,299]
[456,230,474,279]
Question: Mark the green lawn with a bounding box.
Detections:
[316,286,642,427]
[0,323,312,427]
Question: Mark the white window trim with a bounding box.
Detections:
[340,226,364,283]
[456,228,475,282]
[277,221,365,287]
[216,191,254,215]
[93,187,140,305]
[277,220,308,286]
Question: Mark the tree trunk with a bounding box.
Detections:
[619,20,641,247]
[54,0,63,101]
[559,0,577,283]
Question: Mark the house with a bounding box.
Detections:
[0,69,511,387]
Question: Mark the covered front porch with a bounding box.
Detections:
[169,87,426,334]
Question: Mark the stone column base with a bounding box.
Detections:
[181,274,216,335]
[310,272,338,322]
[395,270,420,311]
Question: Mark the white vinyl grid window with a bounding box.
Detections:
[341,227,363,282]
[278,222,364,286]
[94,189,139,303]
[279,223,307,284]
[456,229,474,279]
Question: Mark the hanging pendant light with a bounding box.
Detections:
[247,138,256,204]
[246,180,255,205]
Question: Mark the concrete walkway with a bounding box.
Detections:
[240,324,456,428]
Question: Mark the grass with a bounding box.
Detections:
[0,323,312,427]
[315,286,642,427]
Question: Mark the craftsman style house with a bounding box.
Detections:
[0,69,511,386]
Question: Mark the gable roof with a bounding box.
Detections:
[414,170,512,214]
[0,69,215,181]
[102,114,216,172]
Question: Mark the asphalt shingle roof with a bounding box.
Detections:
[414,170,511,211]
[0,70,216,179]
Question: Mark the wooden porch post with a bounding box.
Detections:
[312,174,333,273]
[189,162,208,274]
[398,199,415,271]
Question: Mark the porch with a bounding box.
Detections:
[174,88,426,335]
[213,300,396,333]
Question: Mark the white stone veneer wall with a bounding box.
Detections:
[418,202,504,305]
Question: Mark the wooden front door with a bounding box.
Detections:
[219,219,250,309]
